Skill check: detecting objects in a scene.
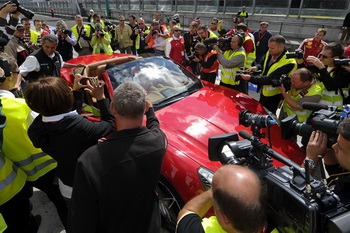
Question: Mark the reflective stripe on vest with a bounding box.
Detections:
[282,82,323,122]
[318,74,344,109]
[0,100,27,205]
[1,97,57,182]
[92,32,113,55]
[135,28,150,50]
[201,216,227,233]
[220,49,246,86]
[244,35,256,69]
[262,51,297,97]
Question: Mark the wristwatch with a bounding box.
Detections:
[307,159,318,170]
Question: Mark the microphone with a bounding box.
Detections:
[301,102,328,111]
[239,130,254,140]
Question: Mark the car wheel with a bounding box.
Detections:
[157,176,184,233]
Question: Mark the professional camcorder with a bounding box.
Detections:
[208,130,350,232]
[285,49,304,59]
[334,58,350,66]
[204,37,232,51]
[11,0,34,19]
[281,102,345,147]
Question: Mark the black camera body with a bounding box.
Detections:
[334,58,350,66]
[151,29,158,35]
[188,52,199,61]
[270,74,291,89]
[204,37,231,51]
[285,49,304,59]
[10,0,34,19]
[98,30,105,37]
[208,131,350,233]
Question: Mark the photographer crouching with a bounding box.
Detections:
[278,68,323,123]
[191,43,219,84]
[306,118,350,205]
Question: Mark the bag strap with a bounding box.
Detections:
[76,26,84,42]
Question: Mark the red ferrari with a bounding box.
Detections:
[61,53,305,231]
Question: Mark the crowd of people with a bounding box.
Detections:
[0,2,350,233]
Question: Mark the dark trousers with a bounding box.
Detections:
[201,72,216,84]
[220,80,248,94]
[259,94,282,114]
[0,183,37,233]
[30,170,68,228]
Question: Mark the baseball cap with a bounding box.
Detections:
[151,21,159,26]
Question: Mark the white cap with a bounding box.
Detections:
[90,9,94,13]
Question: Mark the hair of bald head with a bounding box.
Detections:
[212,165,266,233]
[268,35,285,45]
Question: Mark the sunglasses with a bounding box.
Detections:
[319,54,332,59]
[173,30,181,32]
[120,20,125,21]
[211,23,217,25]
[138,23,144,25]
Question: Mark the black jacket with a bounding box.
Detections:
[68,108,167,233]
[26,48,62,81]
[28,97,115,187]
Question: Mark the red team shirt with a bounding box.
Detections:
[299,38,327,65]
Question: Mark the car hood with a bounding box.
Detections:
[155,83,305,170]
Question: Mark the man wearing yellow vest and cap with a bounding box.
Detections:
[177,165,266,233]
[240,35,297,114]
[0,53,67,231]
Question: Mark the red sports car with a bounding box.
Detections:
[61,54,305,231]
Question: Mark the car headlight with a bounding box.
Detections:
[197,167,214,190]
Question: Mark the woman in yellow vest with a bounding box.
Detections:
[0,54,59,231]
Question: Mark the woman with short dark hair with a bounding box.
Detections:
[24,75,115,205]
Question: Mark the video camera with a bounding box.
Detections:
[334,58,350,66]
[285,49,304,59]
[204,37,232,51]
[281,102,346,147]
[0,0,34,19]
[208,130,350,233]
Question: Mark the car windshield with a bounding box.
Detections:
[106,57,203,108]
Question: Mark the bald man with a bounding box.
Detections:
[176,165,266,233]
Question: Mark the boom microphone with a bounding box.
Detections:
[302,102,329,111]
[239,130,254,140]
